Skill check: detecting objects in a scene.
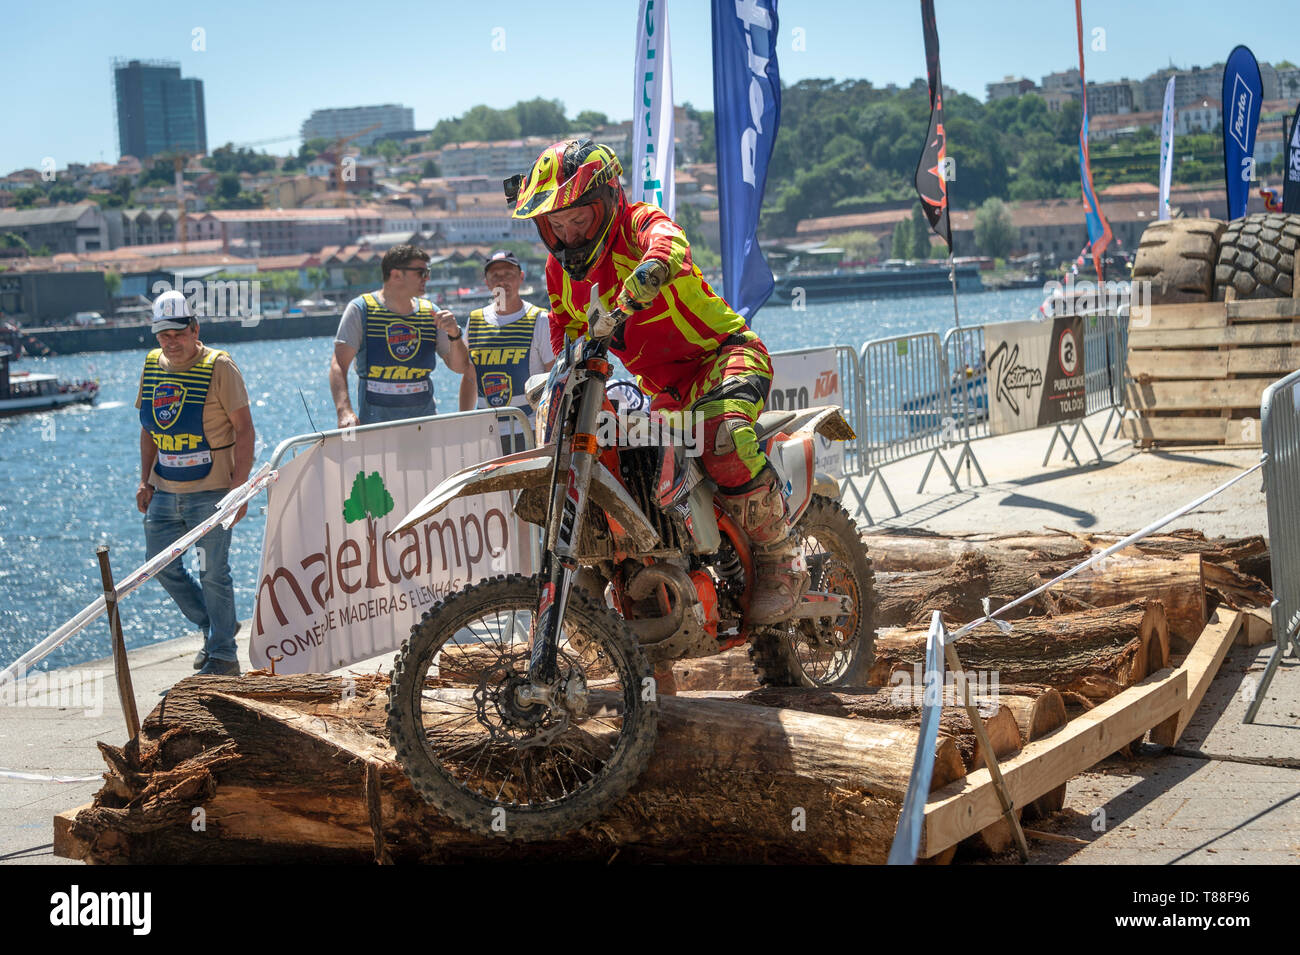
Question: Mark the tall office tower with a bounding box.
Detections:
[114,59,207,160]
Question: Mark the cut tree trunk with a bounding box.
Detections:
[868,600,1170,703]
[61,673,965,865]
[972,684,1069,818]
[862,529,1266,572]
[737,686,1024,855]
[671,646,759,691]
[874,551,1208,643]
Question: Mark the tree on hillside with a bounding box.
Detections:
[218,173,241,201]
[974,197,1015,258]
[891,218,915,260]
[421,159,439,178]
[573,110,609,130]
[374,139,401,161]
[909,202,931,259]
[838,230,881,263]
[515,98,569,137]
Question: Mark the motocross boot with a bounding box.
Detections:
[717,469,809,624]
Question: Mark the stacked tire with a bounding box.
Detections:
[1212,213,1300,300]
[1132,213,1300,303]
[1132,218,1225,303]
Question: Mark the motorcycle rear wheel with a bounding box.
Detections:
[749,495,876,688]
[387,573,657,841]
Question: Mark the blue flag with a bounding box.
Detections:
[711,0,780,322]
[1222,45,1263,221]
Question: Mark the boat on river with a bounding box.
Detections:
[0,347,98,417]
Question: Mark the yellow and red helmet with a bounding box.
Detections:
[511,140,625,281]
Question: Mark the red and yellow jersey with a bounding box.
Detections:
[546,202,766,407]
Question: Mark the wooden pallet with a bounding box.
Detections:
[1124,296,1300,447]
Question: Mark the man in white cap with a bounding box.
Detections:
[457,249,555,453]
[135,289,255,676]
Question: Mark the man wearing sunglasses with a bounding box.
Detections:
[330,244,470,426]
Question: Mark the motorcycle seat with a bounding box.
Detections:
[754,410,798,442]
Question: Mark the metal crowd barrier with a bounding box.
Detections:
[768,344,867,479]
[1245,368,1300,723]
[853,332,986,522]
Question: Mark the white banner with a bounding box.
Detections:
[1159,76,1176,220]
[769,347,845,477]
[985,318,1085,436]
[631,0,675,215]
[251,413,536,674]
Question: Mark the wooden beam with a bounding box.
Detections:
[1227,299,1300,321]
[1126,377,1271,411]
[1149,610,1244,747]
[53,804,93,861]
[918,667,1188,858]
[1121,416,1258,446]
[1228,346,1300,375]
[1129,303,1228,330]
[1129,323,1300,349]
[1128,351,1229,380]
[1237,607,1274,647]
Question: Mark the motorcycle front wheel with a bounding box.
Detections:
[387,573,657,841]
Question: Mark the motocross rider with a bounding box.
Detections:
[511,139,806,624]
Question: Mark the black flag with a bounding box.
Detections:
[914,0,952,250]
[1285,101,1300,214]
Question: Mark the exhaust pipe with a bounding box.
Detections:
[623,564,697,647]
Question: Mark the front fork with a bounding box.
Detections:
[524,352,611,695]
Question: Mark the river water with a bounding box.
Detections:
[0,286,1045,671]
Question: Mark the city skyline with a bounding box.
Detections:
[4,0,1298,174]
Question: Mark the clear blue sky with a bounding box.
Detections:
[5,0,1297,174]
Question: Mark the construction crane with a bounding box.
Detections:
[325,124,382,204]
[166,136,297,252]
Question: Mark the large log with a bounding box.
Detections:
[61,673,965,865]
[736,686,1020,773]
[671,645,759,692]
[862,529,1266,572]
[972,685,1068,819]
[737,686,1024,855]
[874,551,1208,642]
[868,601,1170,703]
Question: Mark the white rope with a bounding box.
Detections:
[949,458,1266,641]
[0,464,277,684]
[0,769,103,783]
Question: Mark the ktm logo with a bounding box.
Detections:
[813,370,839,399]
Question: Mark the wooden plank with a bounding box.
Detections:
[1228,347,1300,375]
[1129,323,1300,350]
[53,804,92,861]
[1150,611,1244,747]
[1127,377,1271,411]
[919,668,1188,858]
[1237,607,1274,647]
[1122,416,1264,445]
[1130,303,1228,330]
[1128,351,1229,380]
[1121,417,1241,445]
[1227,299,1300,322]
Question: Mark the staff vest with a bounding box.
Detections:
[139,347,227,482]
[355,292,438,422]
[467,303,544,417]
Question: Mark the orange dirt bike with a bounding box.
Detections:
[385,304,875,841]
